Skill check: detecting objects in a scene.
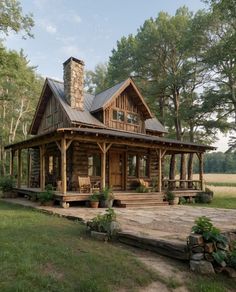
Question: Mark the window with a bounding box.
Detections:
[88,153,101,176]
[127,113,138,125]
[139,155,148,177]
[128,154,137,176]
[113,110,125,122]
[49,156,53,174]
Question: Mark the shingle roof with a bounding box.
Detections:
[90,80,127,112]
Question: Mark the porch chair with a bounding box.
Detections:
[78,176,100,193]
[138,178,153,192]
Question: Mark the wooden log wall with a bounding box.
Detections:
[30,149,40,187]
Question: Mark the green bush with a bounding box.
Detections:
[100,187,114,201]
[37,185,54,204]
[136,185,148,193]
[87,208,117,237]
[196,188,214,203]
[179,197,187,205]
[192,216,228,245]
[0,176,15,192]
[89,192,100,202]
[165,190,175,201]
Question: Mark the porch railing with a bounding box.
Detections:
[162,179,202,191]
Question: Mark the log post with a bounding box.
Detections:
[40,145,45,191]
[10,149,14,176]
[199,152,204,191]
[169,154,176,189]
[101,143,106,189]
[27,149,32,188]
[158,149,162,192]
[17,149,22,188]
[97,142,112,190]
[61,137,67,194]
[188,153,194,188]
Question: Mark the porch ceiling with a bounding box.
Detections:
[5,127,215,153]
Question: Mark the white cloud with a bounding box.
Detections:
[38,19,57,34]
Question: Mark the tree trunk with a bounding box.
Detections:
[169,154,176,190]
[180,154,186,188]
[188,153,194,188]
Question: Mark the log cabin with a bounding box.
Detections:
[5,57,214,207]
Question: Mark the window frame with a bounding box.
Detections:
[88,152,101,177]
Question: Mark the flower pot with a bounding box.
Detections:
[169,197,179,205]
[90,201,99,208]
[106,199,114,208]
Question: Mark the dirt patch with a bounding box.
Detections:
[40,262,64,281]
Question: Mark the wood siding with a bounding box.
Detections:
[104,91,145,133]
[37,94,71,134]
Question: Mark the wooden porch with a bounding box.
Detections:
[13,186,201,208]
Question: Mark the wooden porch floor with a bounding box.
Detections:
[13,187,201,208]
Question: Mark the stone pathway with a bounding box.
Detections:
[2,198,236,244]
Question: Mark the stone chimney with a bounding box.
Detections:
[63,57,84,110]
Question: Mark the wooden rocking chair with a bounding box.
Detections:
[78,176,100,193]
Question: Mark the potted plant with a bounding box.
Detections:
[0,176,16,198]
[99,187,114,208]
[165,190,179,205]
[37,184,55,206]
[89,193,100,208]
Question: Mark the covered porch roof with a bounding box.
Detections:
[5,127,215,153]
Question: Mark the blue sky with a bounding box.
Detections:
[4,0,206,79]
[3,0,228,151]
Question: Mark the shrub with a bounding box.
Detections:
[100,187,114,201]
[192,216,228,245]
[136,185,148,193]
[89,193,100,202]
[179,197,187,205]
[37,185,54,204]
[0,176,15,193]
[196,188,214,204]
[165,190,175,202]
[228,242,236,269]
[87,208,117,237]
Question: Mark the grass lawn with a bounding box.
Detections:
[194,185,236,209]
[0,201,158,292]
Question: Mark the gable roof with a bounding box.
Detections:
[91,78,153,119]
[30,77,167,135]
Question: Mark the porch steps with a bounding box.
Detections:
[114,193,167,207]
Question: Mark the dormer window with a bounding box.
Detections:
[113,110,125,122]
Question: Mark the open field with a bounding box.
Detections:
[194,173,236,187]
[193,173,236,209]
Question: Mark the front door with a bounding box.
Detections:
[109,151,124,190]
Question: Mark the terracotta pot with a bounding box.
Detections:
[90,201,99,208]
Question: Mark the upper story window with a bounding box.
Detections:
[127,113,138,125]
[113,110,125,122]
